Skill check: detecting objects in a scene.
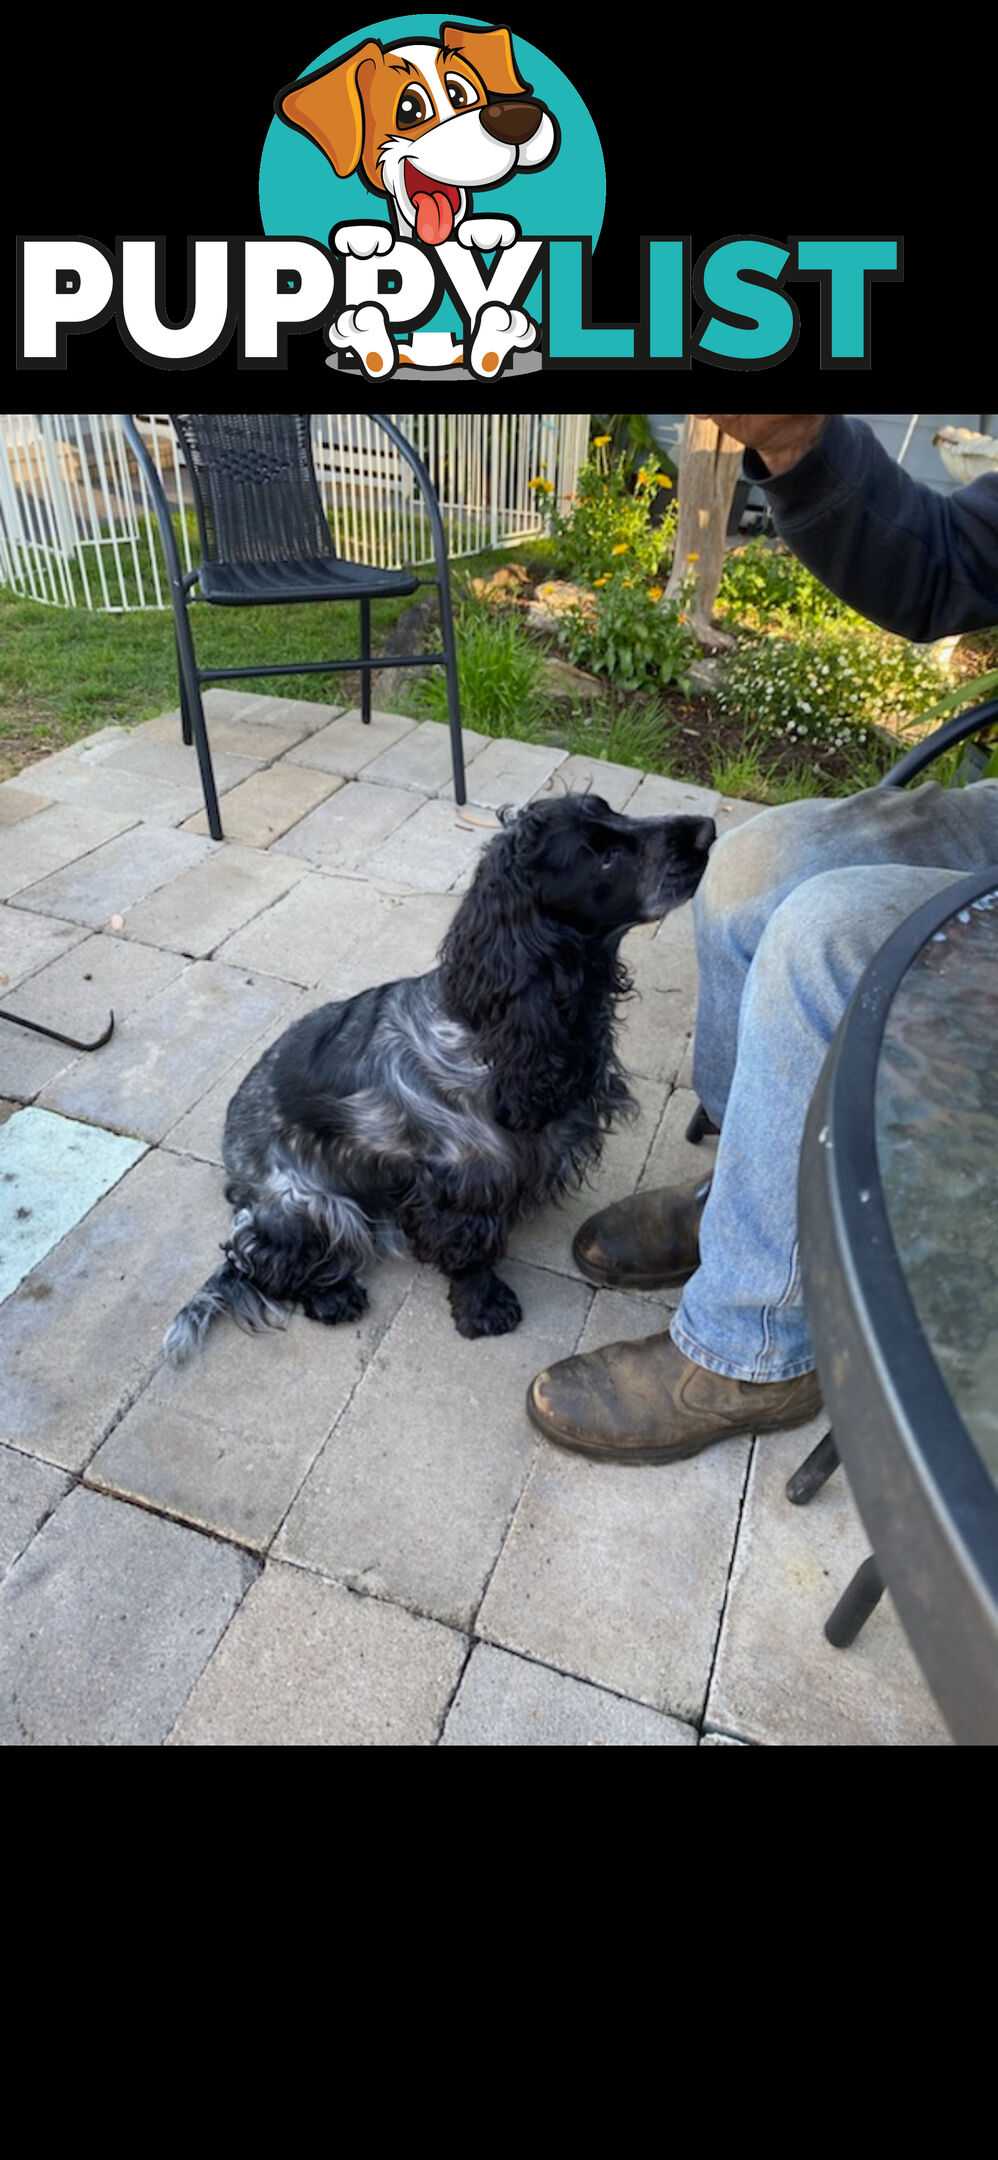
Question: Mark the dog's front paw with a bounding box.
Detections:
[457,216,518,252]
[469,303,536,379]
[300,1274,369,1325]
[449,1271,523,1338]
[332,223,394,259]
[325,304,397,378]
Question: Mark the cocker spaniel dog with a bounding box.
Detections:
[164,793,714,1359]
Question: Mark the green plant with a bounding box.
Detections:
[413,602,553,739]
[556,575,698,694]
[717,538,859,630]
[713,618,945,754]
[555,689,680,772]
[550,439,677,585]
[590,414,679,484]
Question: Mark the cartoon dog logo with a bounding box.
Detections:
[277,21,559,376]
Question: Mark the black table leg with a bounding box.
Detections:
[786,1427,840,1505]
[824,1555,885,1648]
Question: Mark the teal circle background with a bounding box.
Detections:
[258,16,605,338]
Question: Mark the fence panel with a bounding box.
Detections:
[0,412,591,611]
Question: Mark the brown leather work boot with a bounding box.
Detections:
[526,1329,823,1464]
[572,1176,713,1291]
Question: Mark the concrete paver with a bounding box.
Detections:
[0,803,137,899]
[0,933,189,1101]
[0,1485,257,1747]
[274,1260,590,1630]
[0,1442,71,1581]
[0,904,86,989]
[118,843,309,958]
[12,824,217,929]
[168,1561,466,1748]
[0,695,954,1746]
[183,763,343,847]
[440,1642,698,1746]
[272,779,422,871]
[286,705,419,777]
[39,960,295,1139]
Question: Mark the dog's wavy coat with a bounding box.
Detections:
[165,795,714,1360]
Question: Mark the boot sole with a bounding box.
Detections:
[571,1246,697,1292]
[526,1382,823,1463]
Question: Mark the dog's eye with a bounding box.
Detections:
[600,848,618,872]
[396,88,434,129]
[444,74,478,110]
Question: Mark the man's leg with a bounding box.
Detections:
[573,781,998,1290]
[527,858,970,1462]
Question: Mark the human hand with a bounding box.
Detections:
[694,415,827,476]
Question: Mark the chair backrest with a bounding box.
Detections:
[170,414,334,569]
[880,697,998,790]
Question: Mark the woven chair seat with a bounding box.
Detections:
[197,556,421,606]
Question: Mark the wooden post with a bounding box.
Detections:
[664,416,744,649]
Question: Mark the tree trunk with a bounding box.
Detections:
[664,416,744,649]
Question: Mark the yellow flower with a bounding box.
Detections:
[592,434,612,446]
[528,475,553,492]
[612,543,628,555]
[656,475,674,490]
[686,551,700,562]
[593,575,610,587]
[648,586,663,603]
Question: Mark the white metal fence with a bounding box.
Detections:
[0,412,590,612]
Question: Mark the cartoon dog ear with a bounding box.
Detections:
[440,22,531,98]
[277,40,384,178]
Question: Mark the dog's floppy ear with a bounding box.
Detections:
[440,21,530,97]
[277,40,384,178]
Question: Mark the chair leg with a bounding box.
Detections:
[174,598,223,842]
[360,599,371,724]
[786,1427,839,1505]
[437,576,467,806]
[824,1555,885,1649]
[686,1101,720,1144]
[178,667,193,747]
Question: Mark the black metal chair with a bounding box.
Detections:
[121,414,466,840]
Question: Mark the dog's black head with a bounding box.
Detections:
[501,793,715,938]
[438,792,715,1127]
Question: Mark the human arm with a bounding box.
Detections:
[694,414,998,642]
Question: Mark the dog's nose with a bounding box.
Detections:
[481,99,544,146]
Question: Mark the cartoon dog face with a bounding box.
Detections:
[278,22,558,244]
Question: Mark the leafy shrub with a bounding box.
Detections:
[717,538,860,629]
[556,574,698,693]
[550,439,677,585]
[713,619,945,752]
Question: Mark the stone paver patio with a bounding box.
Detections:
[0,691,951,1746]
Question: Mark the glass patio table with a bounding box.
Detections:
[799,863,998,1746]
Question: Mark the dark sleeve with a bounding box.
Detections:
[744,415,998,641]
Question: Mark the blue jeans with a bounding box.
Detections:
[670,780,998,1383]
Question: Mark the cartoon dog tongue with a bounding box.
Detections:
[407,169,460,245]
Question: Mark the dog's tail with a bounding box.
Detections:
[163,1258,285,1366]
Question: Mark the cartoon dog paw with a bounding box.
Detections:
[457,217,519,252]
[332,223,394,259]
[469,303,537,378]
[325,303,397,378]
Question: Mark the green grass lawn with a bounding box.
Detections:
[0,582,421,779]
